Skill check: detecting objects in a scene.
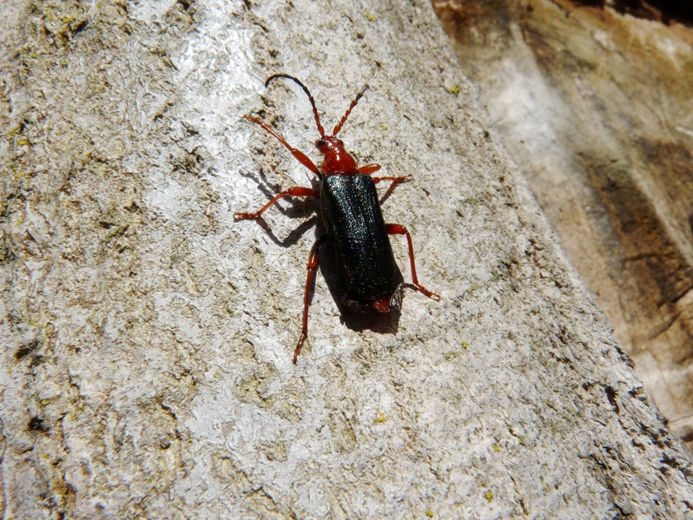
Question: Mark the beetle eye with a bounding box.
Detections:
[316,139,326,148]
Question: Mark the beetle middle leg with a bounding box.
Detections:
[385,223,440,301]
[234,187,320,220]
[294,235,328,364]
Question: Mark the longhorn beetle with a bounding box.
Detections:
[235,74,440,364]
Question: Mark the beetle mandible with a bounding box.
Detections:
[235,74,440,364]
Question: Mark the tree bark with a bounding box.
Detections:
[1,0,691,518]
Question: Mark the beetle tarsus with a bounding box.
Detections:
[233,212,258,221]
[293,333,306,365]
[415,283,441,301]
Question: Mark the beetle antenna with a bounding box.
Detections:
[266,74,325,138]
[333,84,368,136]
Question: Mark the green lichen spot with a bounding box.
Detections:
[492,443,501,452]
[485,491,493,501]
[425,510,434,518]
[448,85,460,94]
[365,12,377,21]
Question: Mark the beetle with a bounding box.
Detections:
[235,74,439,364]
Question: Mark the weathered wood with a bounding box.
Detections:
[434,0,693,451]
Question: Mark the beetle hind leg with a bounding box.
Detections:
[293,235,328,364]
[385,223,440,301]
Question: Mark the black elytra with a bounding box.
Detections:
[321,174,404,313]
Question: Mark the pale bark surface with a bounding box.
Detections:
[1,0,692,518]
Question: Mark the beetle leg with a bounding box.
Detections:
[294,235,328,364]
[358,163,381,175]
[244,115,321,176]
[385,223,440,301]
[372,175,413,186]
[234,187,320,220]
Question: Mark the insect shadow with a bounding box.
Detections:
[239,168,319,248]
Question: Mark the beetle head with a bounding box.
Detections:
[316,136,358,175]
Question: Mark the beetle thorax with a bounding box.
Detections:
[316,136,358,176]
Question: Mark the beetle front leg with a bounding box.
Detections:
[234,187,320,220]
[358,165,412,187]
[358,163,381,175]
[293,235,328,364]
[372,175,413,186]
[385,223,440,301]
[359,163,412,190]
[244,115,321,176]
